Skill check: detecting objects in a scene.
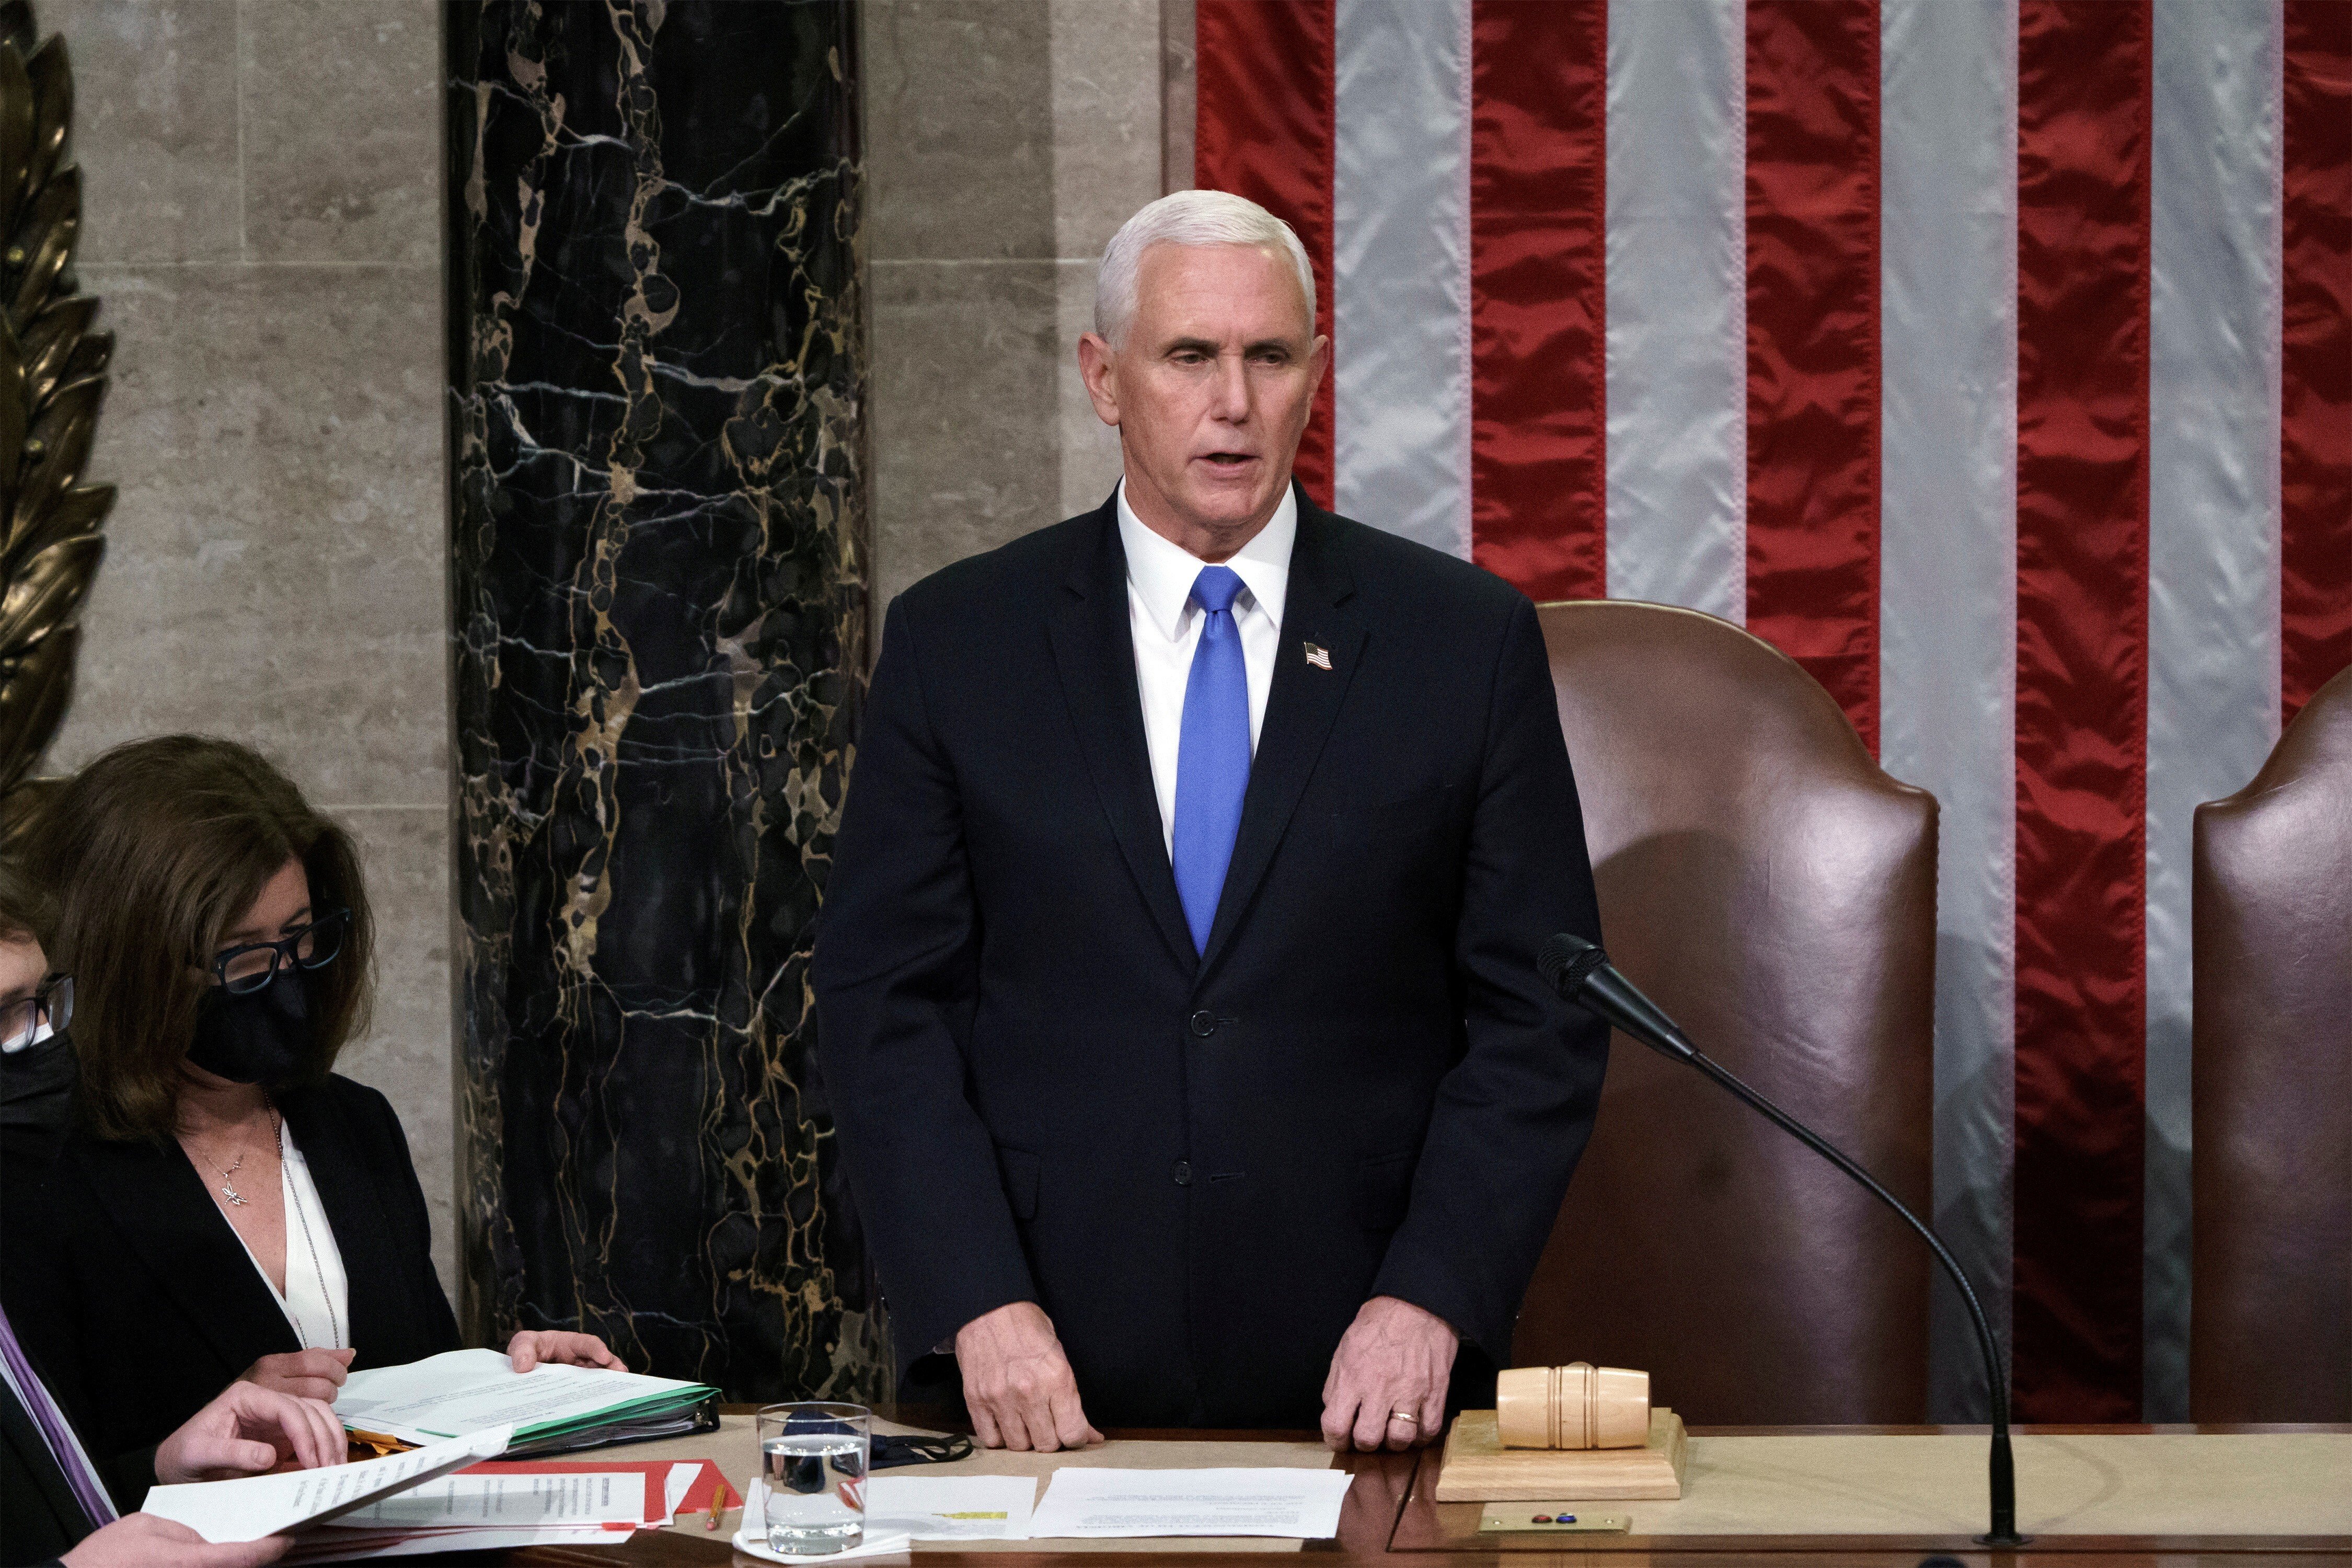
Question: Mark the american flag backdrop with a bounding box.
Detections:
[1191,0,2350,1422]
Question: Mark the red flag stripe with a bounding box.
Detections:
[2281,0,2352,722]
[2011,0,2153,1423]
[1742,0,1883,754]
[1468,0,1608,603]
[1195,0,1337,509]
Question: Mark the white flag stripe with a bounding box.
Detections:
[1332,0,1473,559]
[1291,0,2307,1420]
[1603,0,1747,619]
[1877,0,2022,1425]
[2142,0,2287,1423]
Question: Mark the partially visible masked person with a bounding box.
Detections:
[0,736,621,1464]
[0,862,76,1167]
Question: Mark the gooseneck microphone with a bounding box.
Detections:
[1539,932,2026,1549]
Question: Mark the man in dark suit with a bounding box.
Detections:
[815,190,1609,1452]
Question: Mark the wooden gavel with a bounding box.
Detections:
[1494,1363,1651,1450]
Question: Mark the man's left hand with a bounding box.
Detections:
[1320,1296,1458,1451]
[155,1382,347,1483]
[507,1331,625,1373]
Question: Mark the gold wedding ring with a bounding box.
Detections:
[1388,1409,1419,1425]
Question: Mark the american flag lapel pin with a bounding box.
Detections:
[1304,641,1331,671]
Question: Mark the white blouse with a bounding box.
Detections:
[222,1119,351,1351]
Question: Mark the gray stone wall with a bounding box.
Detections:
[40,0,454,1291]
[36,0,1175,1309]
[863,0,1164,610]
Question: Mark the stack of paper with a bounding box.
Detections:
[463,1457,736,1524]
[139,1428,525,1559]
[742,1469,1352,1544]
[337,1347,718,1457]
[136,1429,750,1561]
[286,1468,645,1562]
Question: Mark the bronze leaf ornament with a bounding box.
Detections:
[0,0,108,859]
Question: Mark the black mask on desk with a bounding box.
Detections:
[186,972,314,1088]
[0,1029,78,1163]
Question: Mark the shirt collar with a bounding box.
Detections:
[1116,480,1296,642]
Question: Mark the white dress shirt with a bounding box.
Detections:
[221,1119,352,1351]
[1117,481,1296,855]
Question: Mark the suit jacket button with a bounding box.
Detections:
[1188,1010,1217,1038]
[1173,1161,1192,1186]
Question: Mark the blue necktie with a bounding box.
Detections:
[1171,566,1251,954]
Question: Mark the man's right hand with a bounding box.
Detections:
[238,1347,355,1404]
[955,1301,1102,1452]
[62,1513,290,1567]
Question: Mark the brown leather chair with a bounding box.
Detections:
[2190,662,2352,1422]
[1513,601,1937,1424]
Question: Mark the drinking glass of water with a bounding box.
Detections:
[758,1402,870,1555]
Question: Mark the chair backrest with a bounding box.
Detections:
[2190,663,2352,1422]
[1514,601,1937,1424]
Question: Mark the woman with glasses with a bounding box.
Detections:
[0,736,619,1466]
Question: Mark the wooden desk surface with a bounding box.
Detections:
[499,1422,2352,1568]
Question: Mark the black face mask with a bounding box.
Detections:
[1,1030,78,1163]
[186,971,314,1088]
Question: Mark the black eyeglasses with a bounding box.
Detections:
[211,909,351,994]
[1,973,73,1052]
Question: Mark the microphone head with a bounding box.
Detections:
[1539,931,1610,1001]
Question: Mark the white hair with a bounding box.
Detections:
[1093,189,1317,346]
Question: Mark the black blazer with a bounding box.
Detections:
[813,492,1610,1427]
[1,1074,459,1459]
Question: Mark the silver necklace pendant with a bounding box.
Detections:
[198,1124,258,1210]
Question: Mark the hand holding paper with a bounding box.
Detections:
[141,1426,513,1544]
[58,1513,292,1568]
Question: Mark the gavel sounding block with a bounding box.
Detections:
[1434,1410,1689,1502]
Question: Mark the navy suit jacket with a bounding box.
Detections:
[813,490,1610,1426]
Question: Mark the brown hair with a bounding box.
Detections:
[27,736,374,1142]
[0,858,57,949]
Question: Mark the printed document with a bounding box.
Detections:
[140,1427,514,1543]
[1028,1467,1353,1538]
[868,1473,1038,1539]
[324,1469,644,1529]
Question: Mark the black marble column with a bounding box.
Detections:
[445,0,884,1401]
